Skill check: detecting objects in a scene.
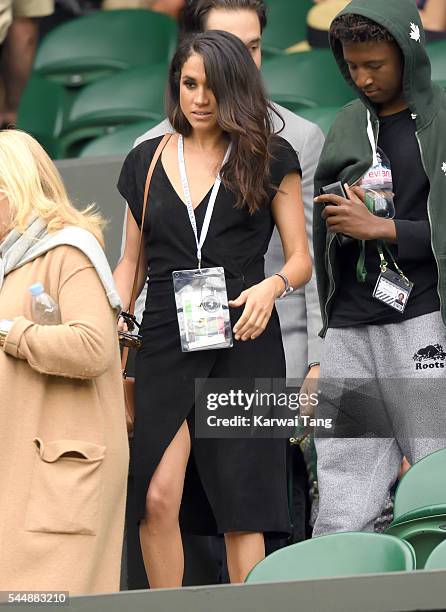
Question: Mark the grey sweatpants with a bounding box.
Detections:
[313,311,446,536]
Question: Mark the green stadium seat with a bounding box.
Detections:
[385,448,446,569]
[391,448,446,521]
[17,75,73,159]
[298,106,339,135]
[34,10,177,87]
[262,49,353,111]
[386,513,446,569]
[424,539,446,570]
[427,39,446,88]
[78,120,158,157]
[59,63,167,157]
[262,0,314,57]
[245,532,415,583]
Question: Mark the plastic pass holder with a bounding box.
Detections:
[172,266,233,352]
[372,242,413,313]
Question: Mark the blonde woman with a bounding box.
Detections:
[0,130,129,595]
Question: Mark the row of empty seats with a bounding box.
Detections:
[19,48,353,158]
[246,448,446,583]
[13,2,348,157]
[17,4,446,159]
[33,0,314,89]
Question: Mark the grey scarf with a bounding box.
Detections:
[0,218,121,312]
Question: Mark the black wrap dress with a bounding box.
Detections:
[118,134,301,536]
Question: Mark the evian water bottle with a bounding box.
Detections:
[29,283,61,325]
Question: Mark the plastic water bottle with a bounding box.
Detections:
[29,283,61,325]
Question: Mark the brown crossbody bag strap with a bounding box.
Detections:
[121,133,172,374]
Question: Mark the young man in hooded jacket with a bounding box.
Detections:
[313,0,446,534]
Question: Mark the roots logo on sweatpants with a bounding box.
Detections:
[413,344,446,370]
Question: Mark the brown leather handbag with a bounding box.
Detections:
[121,133,172,437]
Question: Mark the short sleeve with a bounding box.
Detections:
[117,136,163,227]
[269,136,301,190]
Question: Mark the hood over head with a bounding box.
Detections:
[329,0,440,126]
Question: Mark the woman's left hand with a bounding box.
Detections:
[229,277,279,341]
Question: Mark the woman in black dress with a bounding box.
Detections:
[114,30,312,587]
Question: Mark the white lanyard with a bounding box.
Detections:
[366,109,379,167]
[178,134,230,269]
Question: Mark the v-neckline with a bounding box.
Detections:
[159,157,214,213]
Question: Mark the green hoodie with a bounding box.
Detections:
[313,0,446,337]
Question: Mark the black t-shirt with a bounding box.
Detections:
[329,108,439,327]
[117,135,301,290]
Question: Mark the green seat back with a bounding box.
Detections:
[427,39,446,88]
[17,75,73,158]
[60,64,167,157]
[262,50,353,110]
[394,505,446,525]
[79,120,158,157]
[34,10,177,87]
[298,106,340,135]
[386,515,446,569]
[262,0,313,57]
[393,448,446,522]
[425,539,446,570]
[245,532,415,583]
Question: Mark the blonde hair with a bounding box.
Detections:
[0,130,105,245]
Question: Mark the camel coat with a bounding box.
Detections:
[0,245,129,594]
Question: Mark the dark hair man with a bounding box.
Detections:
[124,0,325,389]
[313,0,446,535]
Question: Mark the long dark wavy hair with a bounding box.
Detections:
[166,30,281,214]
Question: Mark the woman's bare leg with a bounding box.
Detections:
[224,532,265,583]
[139,420,191,588]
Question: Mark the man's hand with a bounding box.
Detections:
[299,364,320,418]
[399,457,411,479]
[289,364,320,444]
[315,184,396,242]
